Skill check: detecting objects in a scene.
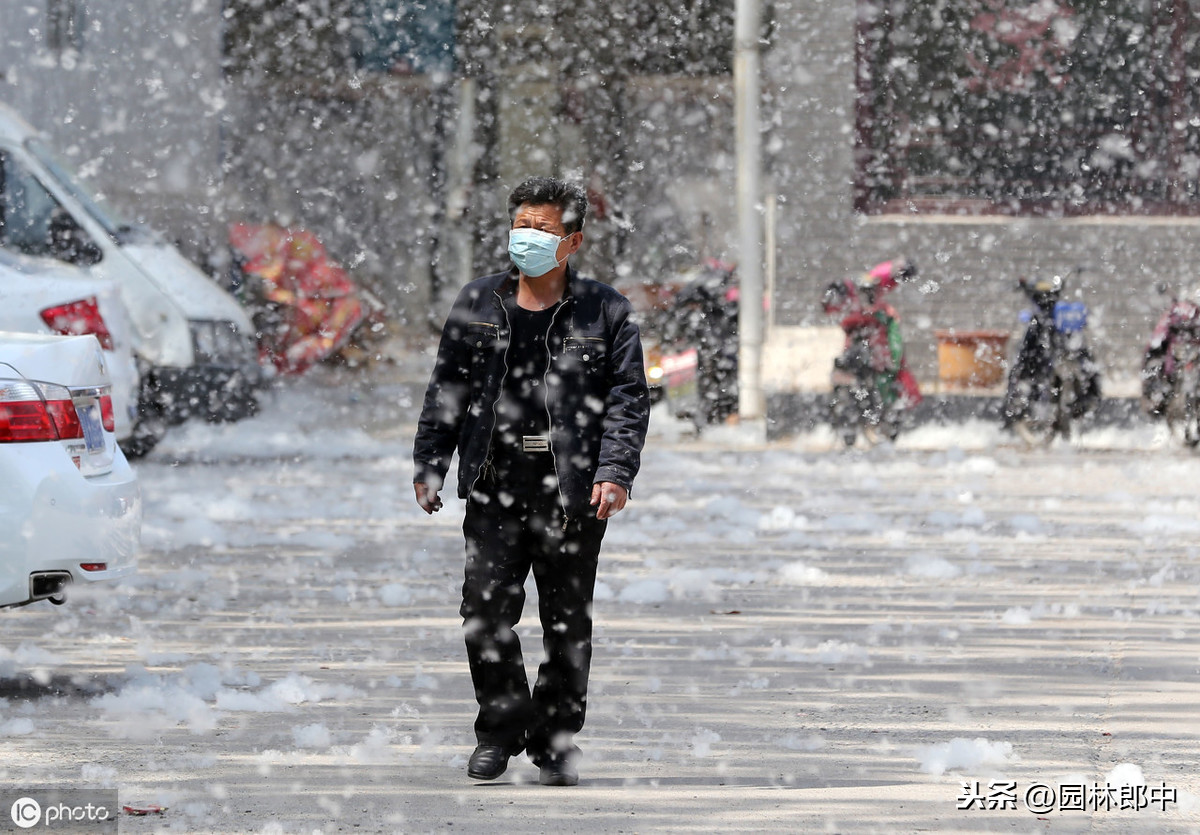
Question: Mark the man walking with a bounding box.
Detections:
[413,176,651,786]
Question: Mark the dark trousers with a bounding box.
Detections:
[460,453,606,765]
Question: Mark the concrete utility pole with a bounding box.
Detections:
[734,0,765,420]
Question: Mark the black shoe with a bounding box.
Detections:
[538,757,579,787]
[467,744,510,780]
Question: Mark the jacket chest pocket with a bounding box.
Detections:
[466,322,508,369]
[560,336,608,373]
[466,322,509,349]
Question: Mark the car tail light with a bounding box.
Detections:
[99,393,115,432]
[40,297,114,351]
[79,563,107,572]
[0,380,84,443]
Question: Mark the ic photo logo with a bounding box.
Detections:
[5,793,115,831]
[11,797,41,828]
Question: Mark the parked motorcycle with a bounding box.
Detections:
[1141,285,1200,446]
[821,258,921,446]
[1002,273,1101,444]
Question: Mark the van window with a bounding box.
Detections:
[26,139,126,238]
[0,152,100,264]
[0,151,62,256]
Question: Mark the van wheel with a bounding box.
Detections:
[119,400,168,459]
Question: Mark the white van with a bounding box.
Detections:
[0,102,261,453]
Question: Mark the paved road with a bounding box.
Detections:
[4,367,1200,833]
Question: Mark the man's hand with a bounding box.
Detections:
[590,482,628,520]
[414,482,443,515]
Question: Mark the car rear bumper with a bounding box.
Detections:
[0,446,141,608]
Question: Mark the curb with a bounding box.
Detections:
[765,391,1146,441]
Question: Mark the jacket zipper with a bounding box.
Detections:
[467,294,509,500]
[543,301,571,530]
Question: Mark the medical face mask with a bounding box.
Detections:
[509,228,569,277]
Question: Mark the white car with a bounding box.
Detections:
[0,248,146,447]
[0,332,140,608]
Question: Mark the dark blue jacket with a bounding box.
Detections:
[413,266,650,516]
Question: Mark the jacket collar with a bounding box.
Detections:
[497,264,580,307]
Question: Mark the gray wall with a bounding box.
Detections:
[766,1,1200,389]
